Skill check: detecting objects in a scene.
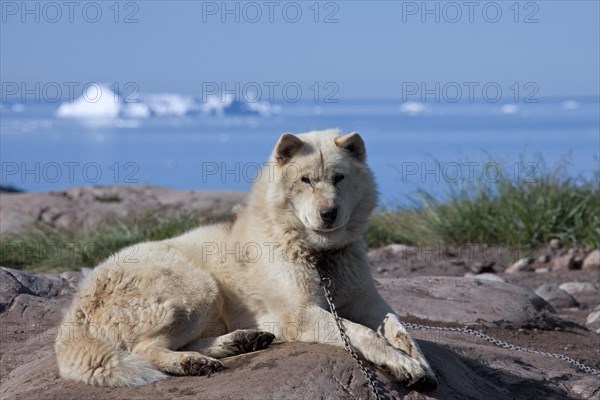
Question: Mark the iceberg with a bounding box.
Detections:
[55,83,282,122]
[57,84,120,119]
[399,101,429,115]
[561,100,580,110]
[199,94,281,117]
[143,93,199,117]
[500,104,518,114]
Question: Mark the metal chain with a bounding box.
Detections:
[320,275,599,400]
[321,277,386,400]
[401,322,600,376]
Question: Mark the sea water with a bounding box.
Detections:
[1,92,598,206]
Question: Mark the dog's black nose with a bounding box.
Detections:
[319,206,338,225]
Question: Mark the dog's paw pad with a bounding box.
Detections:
[182,356,223,377]
[234,330,276,353]
[252,332,276,351]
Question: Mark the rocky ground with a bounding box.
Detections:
[1,186,599,400]
[0,185,246,235]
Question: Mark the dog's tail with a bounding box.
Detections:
[55,323,166,387]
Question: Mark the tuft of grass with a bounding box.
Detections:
[2,157,597,272]
[0,212,231,273]
[365,160,599,250]
[94,194,122,203]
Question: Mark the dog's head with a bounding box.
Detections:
[266,129,377,249]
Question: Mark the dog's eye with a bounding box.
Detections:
[334,173,345,185]
[301,176,311,184]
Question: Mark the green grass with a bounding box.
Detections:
[365,160,599,250]
[2,159,598,272]
[0,212,230,273]
[93,194,122,203]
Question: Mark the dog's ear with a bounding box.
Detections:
[275,133,304,165]
[335,132,366,162]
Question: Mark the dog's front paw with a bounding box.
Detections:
[233,329,276,353]
[386,359,438,391]
[181,355,223,376]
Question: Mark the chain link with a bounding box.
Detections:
[401,322,600,376]
[321,277,386,400]
[320,275,599,400]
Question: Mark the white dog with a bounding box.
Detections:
[55,129,437,390]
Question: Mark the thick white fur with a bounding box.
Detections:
[55,129,437,388]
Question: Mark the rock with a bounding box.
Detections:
[0,270,591,400]
[368,244,418,273]
[586,306,600,333]
[505,258,532,274]
[469,273,506,283]
[568,249,586,269]
[0,185,246,236]
[469,261,496,274]
[537,254,551,263]
[2,267,66,297]
[0,268,23,312]
[60,270,83,290]
[551,254,575,271]
[549,238,562,250]
[535,267,550,273]
[369,244,416,261]
[582,250,600,271]
[0,267,66,312]
[535,284,579,309]
[0,335,538,400]
[569,375,600,399]
[383,243,415,255]
[378,276,557,328]
[558,282,599,295]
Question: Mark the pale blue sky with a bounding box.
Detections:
[1,0,599,99]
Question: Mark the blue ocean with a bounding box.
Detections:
[1,88,598,206]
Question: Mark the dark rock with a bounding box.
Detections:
[2,268,65,297]
[0,267,70,312]
[469,261,496,274]
[0,268,24,312]
[535,284,579,309]
[0,184,23,193]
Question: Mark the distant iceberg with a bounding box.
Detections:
[142,93,198,117]
[57,84,120,119]
[500,104,518,114]
[561,100,580,110]
[199,93,281,117]
[121,102,151,119]
[56,83,281,122]
[399,101,429,115]
[244,100,282,117]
